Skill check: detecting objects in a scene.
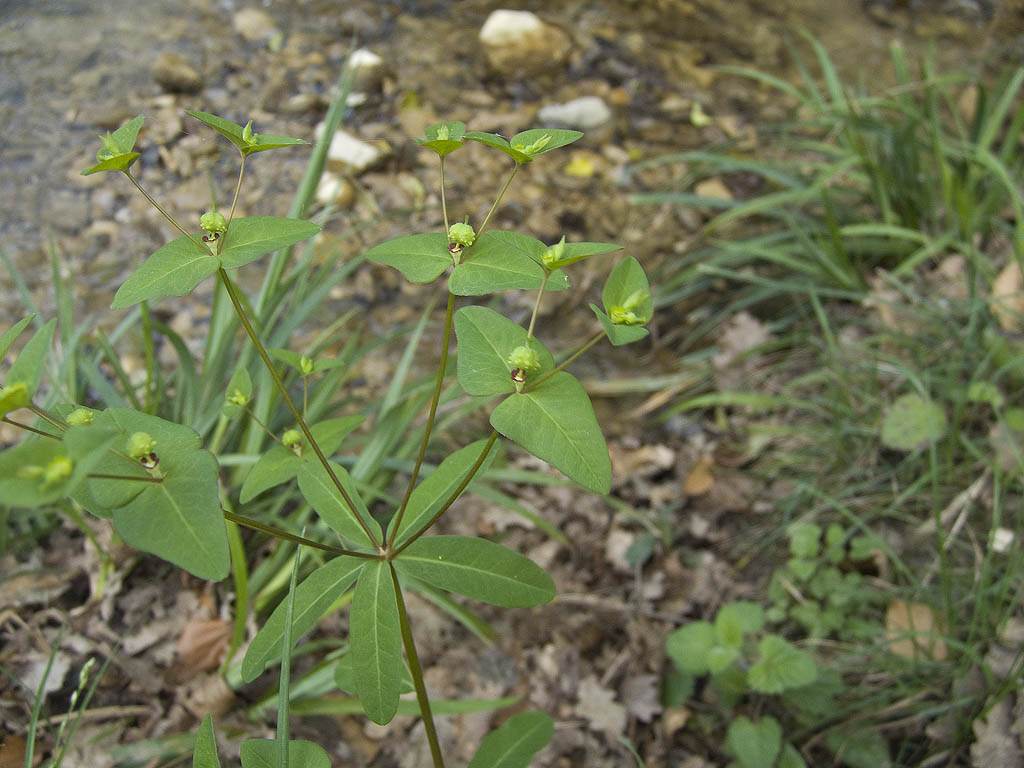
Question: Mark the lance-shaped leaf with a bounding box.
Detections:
[508,128,583,158]
[392,438,500,546]
[111,236,218,309]
[350,561,402,724]
[540,240,622,270]
[0,316,34,365]
[450,231,549,295]
[217,217,321,270]
[490,372,611,494]
[239,416,363,502]
[241,555,366,683]
[112,449,228,580]
[454,306,554,397]
[298,460,381,549]
[415,120,466,157]
[467,711,555,768]
[186,110,307,156]
[5,318,56,399]
[239,739,330,768]
[191,714,221,768]
[81,115,144,175]
[333,652,414,696]
[365,233,451,283]
[464,131,530,164]
[393,535,555,607]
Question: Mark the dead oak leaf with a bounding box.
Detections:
[576,675,627,738]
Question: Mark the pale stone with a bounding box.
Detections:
[233,8,277,42]
[152,52,203,94]
[316,126,387,173]
[538,96,612,131]
[478,9,571,77]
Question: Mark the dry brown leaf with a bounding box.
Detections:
[991,260,1024,331]
[0,734,26,768]
[622,674,662,723]
[683,456,715,495]
[970,695,1024,768]
[886,600,947,660]
[576,675,627,738]
[695,177,733,201]
[176,618,231,680]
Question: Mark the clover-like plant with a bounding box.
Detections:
[0,113,652,767]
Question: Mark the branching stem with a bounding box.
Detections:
[217,267,382,550]
[477,164,519,238]
[222,509,379,559]
[526,329,605,392]
[123,171,207,252]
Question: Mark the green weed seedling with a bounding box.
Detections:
[0,109,651,768]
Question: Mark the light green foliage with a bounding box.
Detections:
[880,393,947,451]
[350,561,402,724]
[748,635,817,694]
[0,315,34,364]
[727,716,782,768]
[393,535,555,607]
[3,106,646,767]
[241,556,365,682]
[490,372,611,494]
[80,114,143,175]
[239,739,330,768]
[191,714,221,768]
[466,711,554,768]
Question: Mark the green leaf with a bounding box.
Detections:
[239,417,361,502]
[451,230,568,292]
[509,128,584,157]
[392,438,499,546]
[192,714,221,768]
[602,256,653,327]
[748,634,818,694]
[825,728,892,768]
[467,711,554,768]
[490,372,611,493]
[0,316,35,365]
[241,556,366,683]
[788,523,822,559]
[333,652,414,696]
[415,121,466,157]
[464,131,530,164]
[86,408,203,509]
[727,716,782,768]
[6,318,56,397]
[715,601,764,648]
[350,561,402,724]
[542,241,621,270]
[112,449,229,581]
[81,115,143,175]
[590,304,649,346]
[705,646,739,674]
[239,739,330,768]
[665,621,715,675]
[186,110,307,156]
[366,233,451,283]
[393,535,555,607]
[218,217,321,270]
[454,306,554,397]
[778,743,808,768]
[111,235,218,309]
[450,231,549,295]
[222,366,252,418]
[297,460,381,549]
[0,427,116,507]
[880,393,946,451]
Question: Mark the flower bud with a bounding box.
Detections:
[507,345,541,371]
[127,431,157,460]
[541,236,567,269]
[66,408,95,426]
[227,388,248,407]
[0,380,30,418]
[242,120,258,146]
[200,211,228,236]
[300,356,314,376]
[43,456,73,488]
[448,221,476,248]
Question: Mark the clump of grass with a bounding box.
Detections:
[638,34,1024,767]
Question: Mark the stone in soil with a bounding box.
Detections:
[478,9,572,78]
[152,52,203,94]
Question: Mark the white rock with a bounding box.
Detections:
[538,96,612,131]
[233,8,278,42]
[478,9,571,77]
[479,9,544,46]
[348,47,385,93]
[316,125,386,173]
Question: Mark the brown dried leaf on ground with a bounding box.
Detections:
[576,674,627,738]
[712,310,772,391]
[621,674,662,723]
[991,260,1024,331]
[885,600,947,660]
[683,455,715,495]
[176,618,231,681]
[971,695,1024,768]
